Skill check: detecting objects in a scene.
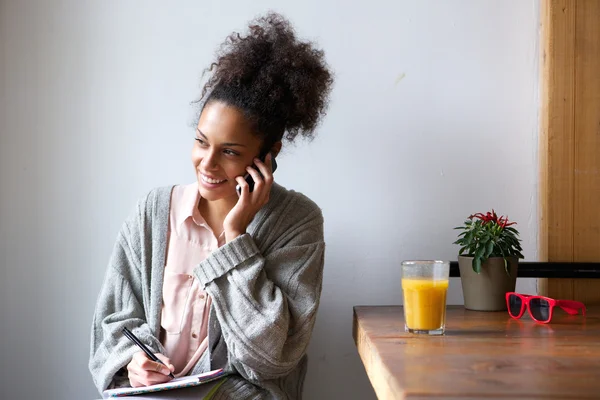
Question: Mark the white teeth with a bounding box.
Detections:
[202,174,225,184]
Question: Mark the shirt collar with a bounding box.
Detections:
[176,182,206,228]
[176,182,227,240]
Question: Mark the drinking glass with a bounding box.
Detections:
[401,260,450,335]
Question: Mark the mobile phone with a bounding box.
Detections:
[236,152,278,196]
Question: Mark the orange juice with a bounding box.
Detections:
[402,278,449,331]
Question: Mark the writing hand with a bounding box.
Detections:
[127,351,175,387]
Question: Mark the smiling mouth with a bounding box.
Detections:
[201,174,227,184]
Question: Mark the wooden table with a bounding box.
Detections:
[353,305,600,399]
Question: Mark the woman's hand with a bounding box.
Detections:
[224,153,274,242]
[127,351,175,387]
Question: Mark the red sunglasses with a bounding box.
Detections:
[505,292,586,324]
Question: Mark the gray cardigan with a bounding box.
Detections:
[89,183,325,399]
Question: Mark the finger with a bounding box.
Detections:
[146,373,172,385]
[134,360,173,382]
[245,165,263,192]
[254,155,273,185]
[155,354,175,372]
[129,352,147,375]
[235,176,249,200]
[252,157,273,205]
[138,357,172,376]
[131,369,173,386]
[128,361,170,386]
[129,377,143,388]
[128,368,148,387]
[132,351,151,366]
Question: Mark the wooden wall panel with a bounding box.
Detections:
[572,0,600,304]
[539,0,600,303]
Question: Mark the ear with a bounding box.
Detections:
[270,141,282,158]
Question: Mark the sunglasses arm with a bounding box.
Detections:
[556,300,587,316]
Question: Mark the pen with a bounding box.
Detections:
[121,327,175,379]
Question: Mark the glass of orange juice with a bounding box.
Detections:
[401,260,450,335]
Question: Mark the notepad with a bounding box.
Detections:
[102,369,226,398]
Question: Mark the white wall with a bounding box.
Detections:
[0,1,540,399]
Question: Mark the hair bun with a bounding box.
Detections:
[199,12,334,144]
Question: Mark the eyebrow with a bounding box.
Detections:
[196,128,247,147]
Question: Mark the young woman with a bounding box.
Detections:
[89,12,333,399]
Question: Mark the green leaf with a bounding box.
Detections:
[475,245,485,260]
[516,251,524,259]
[465,232,473,245]
[515,243,523,251]
[485,240,494,258]
[499,248,511,277]
[473,257,482,274]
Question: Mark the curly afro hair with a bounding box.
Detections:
[198,12,334,152]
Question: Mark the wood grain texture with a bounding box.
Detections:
[354,306,600,399]
[539,0,576,265]
[572,0,600,302]
[538,0,575,298]
[538,0,550,266]
[539,0,600,302]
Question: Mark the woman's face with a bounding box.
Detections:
[192,101,262,202]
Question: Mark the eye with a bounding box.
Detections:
[223,149,239,156]
[195,138,207,147]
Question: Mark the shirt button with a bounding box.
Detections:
[199,294,205,299]
[192,333,198,339]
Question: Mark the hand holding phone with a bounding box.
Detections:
[236,152,277,196]
[226,152,277,242]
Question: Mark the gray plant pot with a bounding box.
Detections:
[457,255,518,311]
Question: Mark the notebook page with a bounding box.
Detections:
[114,379,224,399]
[102,369,225,398]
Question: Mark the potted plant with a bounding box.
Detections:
[453,210,524,311]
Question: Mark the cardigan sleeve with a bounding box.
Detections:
[193,203,325,383]
[88,194,167,394]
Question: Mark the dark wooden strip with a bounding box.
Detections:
[449,261,600,278]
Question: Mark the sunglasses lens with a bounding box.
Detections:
[529,298,551,321]
[507,294,522,317]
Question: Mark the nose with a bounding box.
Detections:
[201,148,219,171]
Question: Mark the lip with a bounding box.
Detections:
[200,172,227,181]
[199,172,228,189]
